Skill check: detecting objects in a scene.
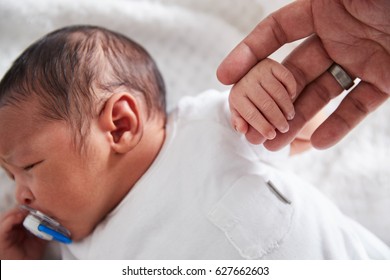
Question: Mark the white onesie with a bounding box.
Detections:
[61,90,390,259]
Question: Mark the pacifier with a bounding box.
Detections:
[20,205,72,244]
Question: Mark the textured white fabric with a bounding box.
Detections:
[0,0,389,250]
[60,91,390,259]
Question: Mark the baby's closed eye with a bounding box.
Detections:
[22,160,44,172]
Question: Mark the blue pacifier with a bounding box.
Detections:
[20,205,72,244]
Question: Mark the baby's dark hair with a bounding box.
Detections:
[0,25,166,149]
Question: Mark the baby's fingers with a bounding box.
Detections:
[230,107,248,134]
[0,208,46,260]
[229,92,276,140]
[262,79,295,121]
[0,208,27,252]
[245,125,267,145]
[248,91,290,134]
[0,208,26,234]
[230,106,267,144]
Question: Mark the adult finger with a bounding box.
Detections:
[282,35,334,96]
[311,82,389,149]
[217,0,313,85]
[264,64,343,151]
[261,35,343,150]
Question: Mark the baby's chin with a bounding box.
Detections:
[65,213,108,242]
[67,224,95,242]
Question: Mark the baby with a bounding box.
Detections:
[0,25,389,259]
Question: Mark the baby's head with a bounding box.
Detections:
[0,25,167,241]
[0,25,166,150]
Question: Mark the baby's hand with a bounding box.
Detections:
[0,207,46,259]
[229,58,296,144]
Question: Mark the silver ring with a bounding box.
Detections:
[328,63,354,90]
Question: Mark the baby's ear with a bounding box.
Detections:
[99,92,143,153]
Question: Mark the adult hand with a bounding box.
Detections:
[217,0,390,150]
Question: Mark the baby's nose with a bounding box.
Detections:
[15,183,34,205]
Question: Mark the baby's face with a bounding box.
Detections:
[0,101,116,241]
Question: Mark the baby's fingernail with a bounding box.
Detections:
[279,124,289,133]
[234,124,242,134]
[267,130,276,139]
[287,111,295,120]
